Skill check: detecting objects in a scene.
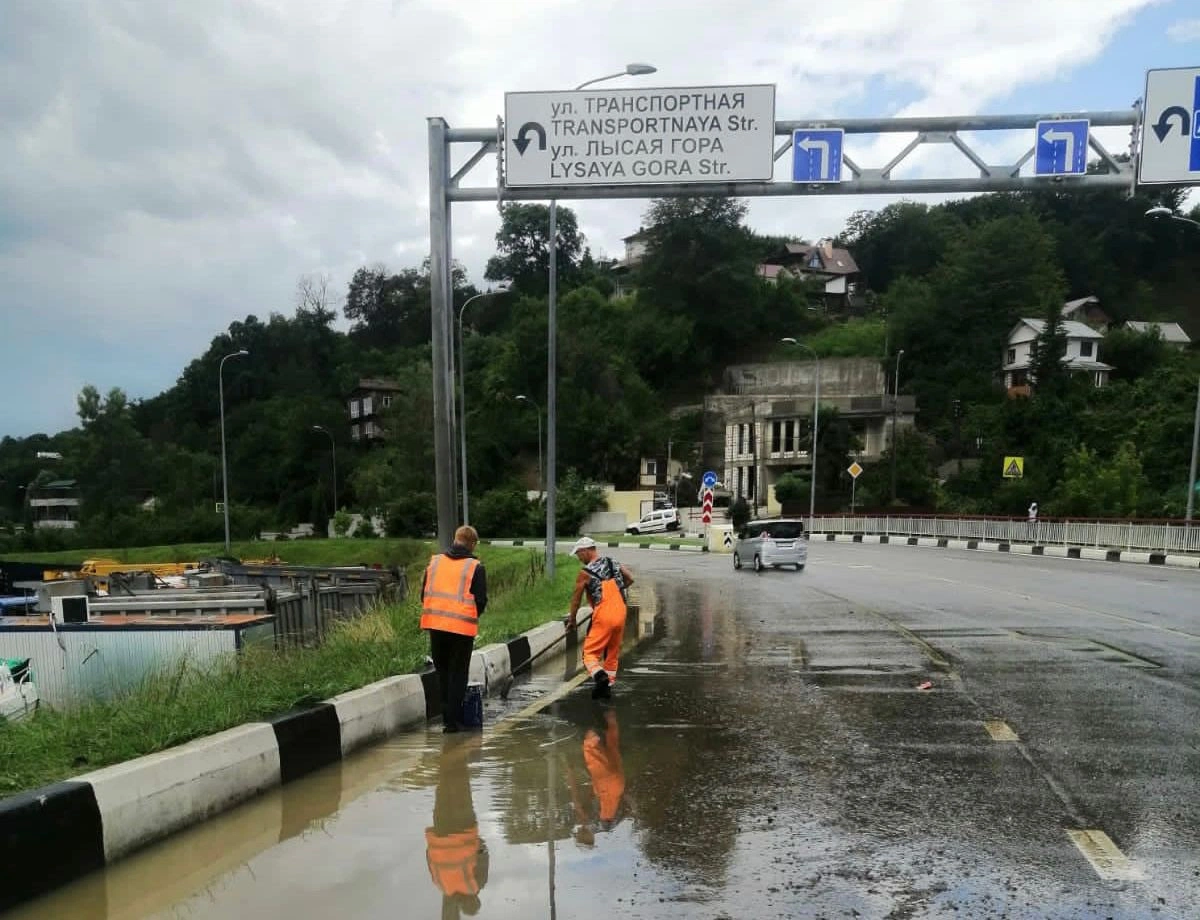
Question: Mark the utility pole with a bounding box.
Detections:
[890,350,904,505]
[1187,375,1199,524]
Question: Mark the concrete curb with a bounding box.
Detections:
[813,532,1200,571]
[484,539,707,553]
[0,610,594,912]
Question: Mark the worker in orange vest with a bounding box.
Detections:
[425,737,488,918]
[422,525,488,733]
[566,536,634,700]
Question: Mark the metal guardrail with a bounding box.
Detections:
[809,515,1200,554]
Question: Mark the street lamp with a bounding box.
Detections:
[312,425,338,515]
[890,349,905,504]
[515,395,544,495]
[781,338,820,531]
[1145,209,1200,525]
[1145,205,1200,228]
[545,62,657,578]
[458,284,510,524]
[218,349,249,553]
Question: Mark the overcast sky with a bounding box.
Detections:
[3,0,1199,438]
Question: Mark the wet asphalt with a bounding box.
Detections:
[8,543,1200,920]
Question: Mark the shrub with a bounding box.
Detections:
[385,493,436,538]
[728,497,751,530]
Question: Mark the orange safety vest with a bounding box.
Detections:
[425,827,481,896]
[421,555,480,637]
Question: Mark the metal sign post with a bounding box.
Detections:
[425,79,1185,549]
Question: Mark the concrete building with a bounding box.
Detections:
[346,378,401,442]
[1061,295,1110,329]
[706,358,916,515]
[27,480,81,530]
[611,228,649,298]
[1003,320,1111,397]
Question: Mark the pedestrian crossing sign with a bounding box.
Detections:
[1003,456,1024,479]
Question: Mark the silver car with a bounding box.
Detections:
[733,519,808,572]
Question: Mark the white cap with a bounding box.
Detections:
[570,536,597,555]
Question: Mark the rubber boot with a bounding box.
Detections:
[592,671,612,700]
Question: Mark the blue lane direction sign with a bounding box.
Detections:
[702,470,718,489]
[792,129,844,183]
[1035,119,1089,176]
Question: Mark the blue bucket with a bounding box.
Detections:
[459,682,484,728]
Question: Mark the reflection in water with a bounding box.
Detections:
[425,737,489,920]
[566,708,627,847]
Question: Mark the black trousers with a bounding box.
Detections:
[429,630,475,728]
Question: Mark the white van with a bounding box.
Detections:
[626,508,679,535]
[733,518,808,572]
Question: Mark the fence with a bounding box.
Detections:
[809,515,1200,555]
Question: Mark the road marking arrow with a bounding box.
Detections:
[1041,126,1077,166]
[1151,105,1191,142]
[513,121,547,156]
[798,137,830,179]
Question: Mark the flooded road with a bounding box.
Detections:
[8,543,1199,919]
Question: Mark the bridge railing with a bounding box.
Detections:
[808,515,1200,554]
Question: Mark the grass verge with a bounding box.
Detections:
[0,546,579,797]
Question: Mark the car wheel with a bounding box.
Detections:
[795,563,805,572]
[628,528,639,536]
[753,555,763,573]
[733,552,742,570]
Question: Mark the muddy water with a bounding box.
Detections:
[7,562,1195,919]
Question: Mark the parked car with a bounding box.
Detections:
[627,508,679,535]
[733,519,808,572]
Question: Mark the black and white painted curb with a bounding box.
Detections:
[811,532,1200,570]
[484,538,707,553]
[0,611,593,912]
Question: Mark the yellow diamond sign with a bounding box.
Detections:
[1003,456,1024,479]
[847,462,863,479]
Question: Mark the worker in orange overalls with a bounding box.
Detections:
[566,536,634,700]
[422,525,488,733]
[565,708,627,847]
[425,736,488,918]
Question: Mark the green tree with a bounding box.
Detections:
[773,471,809,504]
[1053,442,1145,517]
[485,203,584,296]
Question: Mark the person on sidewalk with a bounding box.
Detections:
[425,735,489,918]
[422,525,488,733]
[566,536,634,700]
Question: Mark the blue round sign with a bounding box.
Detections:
[702,470,718,489]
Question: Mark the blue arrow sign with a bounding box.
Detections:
[1035,119,1089,176]
[792,129,844,183]
[702,470,718,489]
[1192,74,1200,172]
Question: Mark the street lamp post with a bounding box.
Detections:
[457,287,508,524]
[545,62,657,578]
[781,338,820,531]
[515,395,544,494]
[312,425,338,514]
[1145,209,1200,529]
[890,350,905,504]
[1187,376,1200,525]
[219,349,249,553]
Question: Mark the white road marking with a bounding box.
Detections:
[983,720,1019,742]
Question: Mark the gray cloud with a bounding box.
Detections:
[0,0,1163,435]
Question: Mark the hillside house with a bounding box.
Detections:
[1124,321,1192,349]
[28,480,81,530]
[758,240,862,311]
[347,378,401,442]
[611,228,649,298]
[1061,295,1110,328]
[1003,320,1111,397]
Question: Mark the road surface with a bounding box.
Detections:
[10,543,1199,919]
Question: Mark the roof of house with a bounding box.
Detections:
[622,227,648,242]
[1124,321,1192,344]
[1010,319,1105,341]
[349,377,402,395]
[765,241,860,276]
[756,263,789,280]
[1061,295,1104,317]
[41,479,78,490]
